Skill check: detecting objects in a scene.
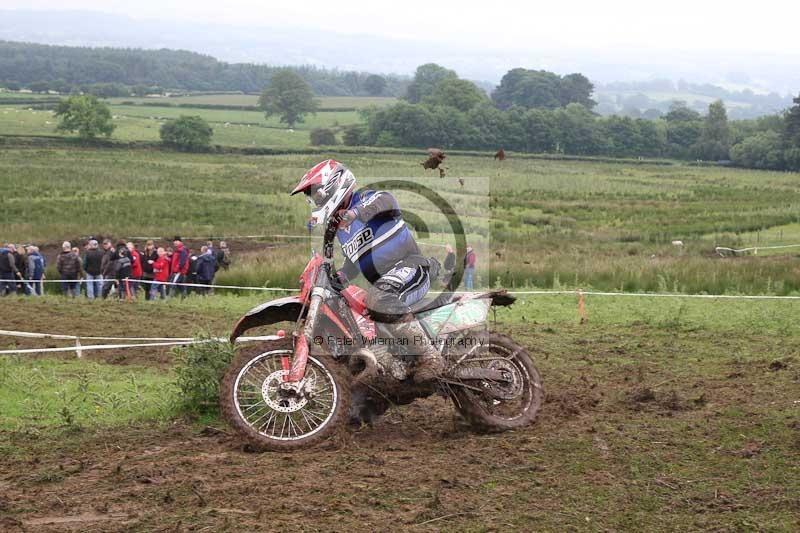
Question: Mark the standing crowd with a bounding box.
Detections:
[0,237,231,298]
[2,236,478,298]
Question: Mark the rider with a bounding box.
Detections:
[291,159,444,382]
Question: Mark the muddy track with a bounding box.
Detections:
[1,398,558,531]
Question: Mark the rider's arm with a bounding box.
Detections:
[353,191,400,222]
[339,257,360,282]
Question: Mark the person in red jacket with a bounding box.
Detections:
[169,236,190,297]
[126,242,143,298]
[150,247,171,300]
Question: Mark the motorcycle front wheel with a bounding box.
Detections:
[220,338,351,451]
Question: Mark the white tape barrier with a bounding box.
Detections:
[125,234,313,241]
[0,334,282,356]
[0,329,196,342]
[14,278,298,292]
[715,243,800,255]
[501,290,800,300]
[136,279,299,292]
[8,279,800,300]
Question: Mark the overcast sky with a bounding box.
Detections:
[5,0,800,54]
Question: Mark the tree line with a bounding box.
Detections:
[346,64,800,171]
[35,57,800,172]
[0,40,407,97]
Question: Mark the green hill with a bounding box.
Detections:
[0,40,409,96]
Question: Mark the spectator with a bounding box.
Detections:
[442,244,456,287]
[216,240,231,271]
[169,237,190,297]
[56,241,82,297]
[26,245,46,296]
[141,240,157,300]
[13,244,27,294]
[71,247,82,292]
[195,246,218,295]
[115,242,132,300]
[127,242,143,297]
[82,239,104,299]
[100,239,116,298]
[187,252,200,293]
[0,243,20,295]
[150,246,170,300]
[464,245,476,290]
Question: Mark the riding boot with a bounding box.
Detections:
[393,314,444,383]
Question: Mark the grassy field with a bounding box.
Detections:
[2,146,800,294]
[104,94,397,109]
[0,90,372,150]
[0,93,385,148]
[110,104,359,129]
[0,104,362,147]
[0,91,59,100]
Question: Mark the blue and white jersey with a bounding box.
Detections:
[337,190,420,283]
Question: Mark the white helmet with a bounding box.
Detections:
[291,159,356,226]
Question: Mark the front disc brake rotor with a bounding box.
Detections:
[261,370,308,413]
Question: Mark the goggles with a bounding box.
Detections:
[304,184,328,208]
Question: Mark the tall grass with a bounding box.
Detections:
[3,147,800,295]
[215,246,310,290]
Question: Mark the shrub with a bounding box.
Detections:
[342,124,367,146]
[309,127,338,146]
[173,336,237,413]
[160,115,213,151]
[784,147,800,171]
[54,95,115,139]
[375,131,401,147]
[730,132,785,170]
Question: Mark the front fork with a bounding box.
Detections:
[283,286,325,382]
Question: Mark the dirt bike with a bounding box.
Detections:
[220,219,543,450]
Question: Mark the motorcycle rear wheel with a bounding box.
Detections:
[220,338,351,451]
[451,332,543,432]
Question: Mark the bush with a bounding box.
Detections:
[160,115,213,151]
[375,131,401,147]
[784,147,800,171]
[342,124,367,146]
[54,95,115,139]
[730,132,785,169]
[173,336,237,413]
[309,127,338,146]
